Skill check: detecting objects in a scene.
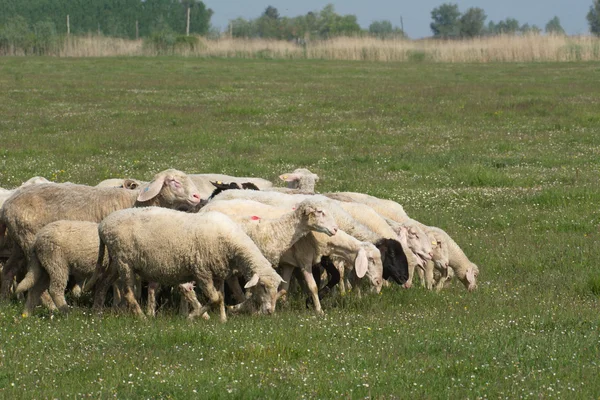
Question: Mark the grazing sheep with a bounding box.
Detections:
[93,208,285,322]
[279,229,384,313]
[418,225,479,292]
[1,169,201,299]
[20,220,106,317]
[189,173,273,199]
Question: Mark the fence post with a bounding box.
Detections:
[186,7,190,36]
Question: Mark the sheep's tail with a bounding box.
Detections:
[15,251,42,294]
[84,239,106,292]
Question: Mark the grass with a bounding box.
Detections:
[1,57,600,398]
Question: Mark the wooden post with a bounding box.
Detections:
[67,14,70,36]
[400,16,404,35]
[186,7,190,36]
[135,20,139,40]
[98,23,100,35]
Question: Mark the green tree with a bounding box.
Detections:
[520,23,541,35]
[369,20,405,38]
[545,16,565,35]
[459,7,486,37]
[430,3,461,38]
[588,0,600,36]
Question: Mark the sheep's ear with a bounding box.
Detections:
[123,179,140,190]
[466,266,476,284]
[355,248,368,278]
[137,175,167,202]
[279,173,299,182]
[244,273,260,289]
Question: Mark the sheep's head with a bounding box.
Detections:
[407,226,433,265]
[457,263,479,292]
[279,168,319,191]
[298,199,338,237]
[244,272,286,315]
[430,233,450,272]
[137,169,201,211]
[377,238,409,286]
[359,243,383,293]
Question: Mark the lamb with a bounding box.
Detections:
[93,207,285,322]
[278,229,384,313]
[20,220,107,317]
[1,169,201,299]
[189,173,273,199]
[415,224,479,292]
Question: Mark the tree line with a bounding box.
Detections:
[2,0,600,55]
[0,0,213,54]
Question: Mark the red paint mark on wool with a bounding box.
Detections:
[251,216,260,220]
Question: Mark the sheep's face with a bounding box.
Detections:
[459,263,479,292]
[303,204,338,237]
[408,227,433,264]
[431,236,450,271]
[138,169,202,211]
[363,244,383,293]
[244,273,284,315]
[378,238,409,286]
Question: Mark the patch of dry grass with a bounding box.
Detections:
[9,34,599,62]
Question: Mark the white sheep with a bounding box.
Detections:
[1,169,201,299]
[418,224,479,292]
[20,220,107,317]
[93,208,285,322]
[278,229,383,313]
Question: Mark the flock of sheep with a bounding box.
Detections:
[0,168,479,321]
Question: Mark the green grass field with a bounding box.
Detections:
[1,57,599,399]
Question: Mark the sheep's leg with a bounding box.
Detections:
[48,273,70,314]
[216,279,226,323]
[111,283,122,309]
[92,265,118,312]
[435,267,450,292]
[22,273,50,317]
[194,275,225,322]
[405,261,416,289]
[225,276,246,304]
[178,283,209,320]
[146,282,160,317]
[0,246,25,299]
[302,268,324,315]
[417,266,426,287]
[424,260,435,290]
[118,262,144,318]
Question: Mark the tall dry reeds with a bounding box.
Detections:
[16,34,600,62]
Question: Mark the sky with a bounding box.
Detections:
[204,0,593,39]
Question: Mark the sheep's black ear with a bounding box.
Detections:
[241,182,260,191]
